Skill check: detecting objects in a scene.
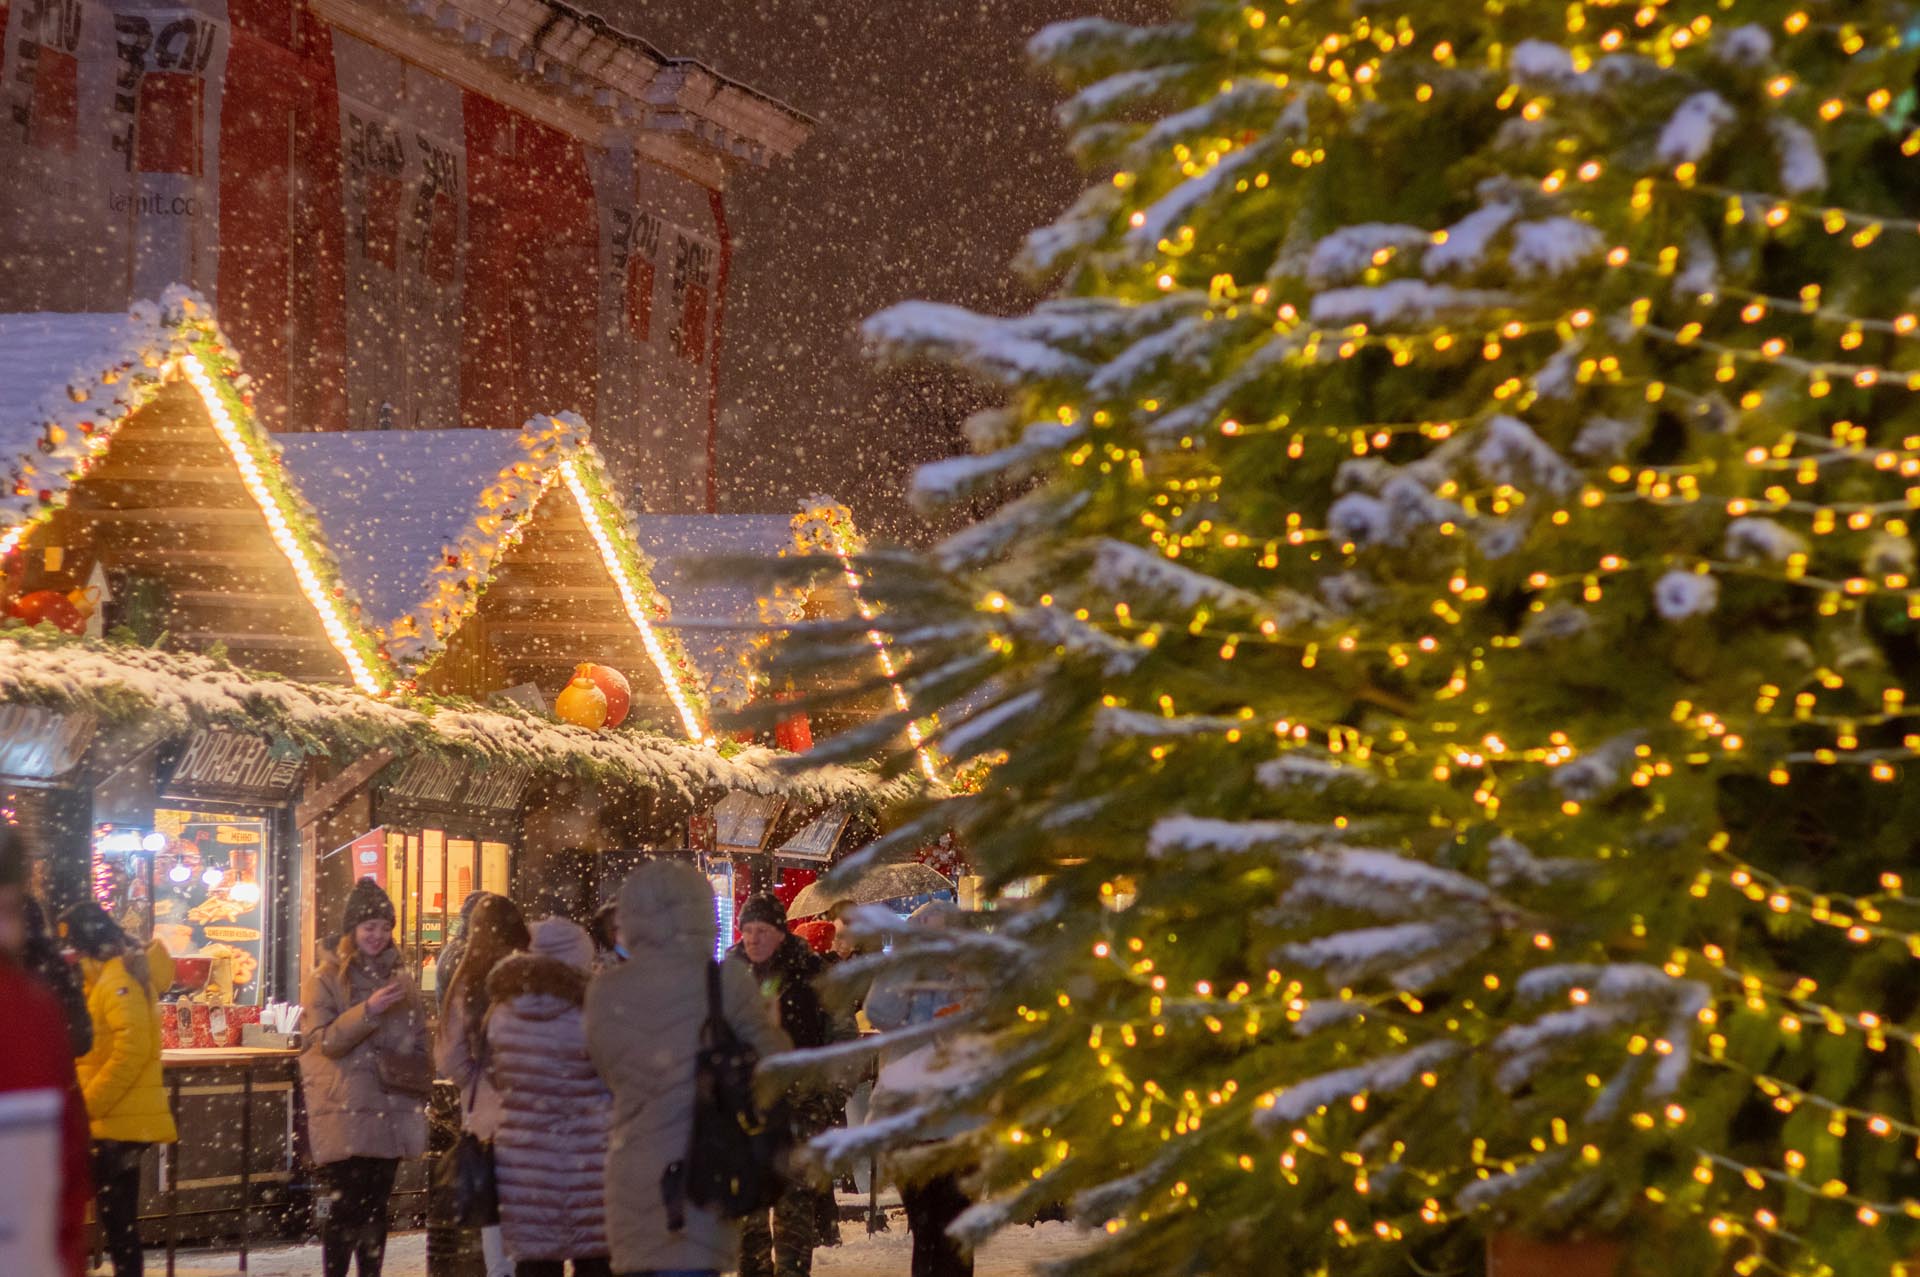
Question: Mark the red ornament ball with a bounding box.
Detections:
[8,589,85,634]
[583,663,631,728]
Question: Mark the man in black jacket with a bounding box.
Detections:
[731,893,832,1277]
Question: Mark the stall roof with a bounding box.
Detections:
[629,513,793,692]
[278,415,708,739]
[0,631,915,814]
[275,429,531,634]
[0,290,389,694]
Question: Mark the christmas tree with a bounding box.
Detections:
[786,3,1920,1274]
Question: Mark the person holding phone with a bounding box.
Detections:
[301,878,429,1277]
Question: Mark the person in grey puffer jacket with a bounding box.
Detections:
[586,859,789,1277]
[485,916,612,1277]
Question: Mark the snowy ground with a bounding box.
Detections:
[151,1213,1093,1276]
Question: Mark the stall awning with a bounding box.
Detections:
[0,632,917,815]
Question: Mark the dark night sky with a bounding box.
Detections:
[598,0,1163,541]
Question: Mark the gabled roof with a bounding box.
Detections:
[633,499,934,779]
[0,290,390,694]
[278,415,709,740]
[630,512,794,701]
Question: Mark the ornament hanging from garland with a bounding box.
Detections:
[7,588,86,634]
[582,663,631,728]
[555,666,609,729]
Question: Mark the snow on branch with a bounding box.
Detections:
[1091,538,1308,623]
[1255,1040,1463,1129]
[1770,118,1827,196]
[1093,706,1242,742]
[1281,920,1492,988]
[1508,218,1604,280]
[933,489,1089,572]
[938,689,1047,761]
[1304,223,1433,287]
[1256,752,1375,792]
[1281,849,1497,915]
[910,420,1085,511]
[1657,92,1735,165]
[863,302,1092,384]
[1425,204,1517,276]
[1147,816,1325,858]
[1310,280,1514,328]
[1476,414,1580,496]
[1724,516,1807,563]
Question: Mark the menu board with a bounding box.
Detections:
[776,807,851,863]
[94,807,270,1006]
[712,792,785,854]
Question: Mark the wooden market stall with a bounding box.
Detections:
[275,413,719,966]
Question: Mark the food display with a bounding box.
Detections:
[91,808,271,1006]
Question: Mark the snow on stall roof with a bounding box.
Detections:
[629,513,794,681]
[274,429,531,629]
[0,311,141,449]
[0,308,176,524]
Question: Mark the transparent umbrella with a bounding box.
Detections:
[785,862,954,919]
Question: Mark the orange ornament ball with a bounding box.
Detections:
[555,668,609,729]
[8,589,85,634]
[583,663,631,728]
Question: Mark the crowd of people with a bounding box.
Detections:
[0,827,977,1277]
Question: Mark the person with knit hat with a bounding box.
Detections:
[730,892,836,1277]
[0,828,91,1277]
[485,916,613,1277]
[301,877,429,1277]
[60,898,176,1277]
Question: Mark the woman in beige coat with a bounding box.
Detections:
[300,879,430,1277]
[585,859,788,1277]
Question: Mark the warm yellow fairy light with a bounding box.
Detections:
[823,528,940,782]
[177,354,387,697]
[558,459,707,742]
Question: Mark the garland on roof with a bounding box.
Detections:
[383,412,589,667]
[0,628,900,812]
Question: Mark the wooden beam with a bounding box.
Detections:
[296,747,396,831]
[487,620,650,637]
[73,507,267,527]
[110,547,289,567]
[183,630,335,651]
[168,590,315,612]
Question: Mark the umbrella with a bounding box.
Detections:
[786,862,954,919]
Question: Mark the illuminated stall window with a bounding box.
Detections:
[92,807,271,1006]
[384,826,510,992]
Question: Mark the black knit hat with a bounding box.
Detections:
[342,876,397,933]
[59,900,128,959]
[738,892,788,932]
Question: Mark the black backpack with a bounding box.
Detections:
[662,960,790,1229]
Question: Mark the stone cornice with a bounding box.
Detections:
[309,0,813,185]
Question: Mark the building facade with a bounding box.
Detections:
[0,0,808,509]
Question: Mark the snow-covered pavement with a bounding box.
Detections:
[153,1216,1093,1276]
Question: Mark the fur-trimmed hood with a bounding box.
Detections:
[487,951,588,1016]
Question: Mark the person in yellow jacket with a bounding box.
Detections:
[59,902,177,1277]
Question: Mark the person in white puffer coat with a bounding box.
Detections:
[485,916,613,1277]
